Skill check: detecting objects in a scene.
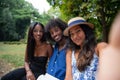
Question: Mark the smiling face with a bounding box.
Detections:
[69,25,86,46]
[49,27,63,42]
[33,24,44,42]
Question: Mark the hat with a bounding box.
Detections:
[64,17,94,36]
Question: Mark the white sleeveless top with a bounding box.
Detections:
[71,51,98,80]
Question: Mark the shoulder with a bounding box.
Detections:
[44,42,53,49]
[95,42,108,56]
[45,42,53,58]
[66,48,72,54]
[97,42,107,47]
[47,43,53,48]
[66,48,73,58]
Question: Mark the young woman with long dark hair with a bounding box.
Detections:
[1,22,53,80]
[64,17,107,80]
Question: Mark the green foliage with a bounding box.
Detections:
[33,12,52,25]
[0,8,18,41]
[0,0,52,41]
[0,42,25,67]
[47,7,61,18]
[47,0,120,42]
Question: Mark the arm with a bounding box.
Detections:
[95,42,108,57]
[109,11,120,49]
[97,46,120,80]
[24,46,35,80]
[24,47,31,72]
[65,49,73,80]
[97,12,120,80]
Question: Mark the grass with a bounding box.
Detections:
[0,42,26,67]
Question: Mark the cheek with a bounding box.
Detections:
[82,33,86,39]
[50,34,54,39]
[40,33,44,36]
[57,30,62,36]
[71,37,76,44]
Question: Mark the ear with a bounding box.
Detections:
[109,11,120,49]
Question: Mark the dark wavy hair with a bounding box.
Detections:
[68,24,97,72]
[45,18,67,43]
[26,22,46,61]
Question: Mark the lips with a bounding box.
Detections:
[36,36,40,38]
[54,35,61,41]
[74,38,82,45]
[54,37,59,41]
[35,35,42,40]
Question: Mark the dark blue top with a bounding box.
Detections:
[47,43,67,80]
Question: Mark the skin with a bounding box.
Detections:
[97,12,120,80]
[69,25,86,47]
[49,26,66,50]
[33,24,44,42]
[49,27,63,42]
[24,24,53,80]
[65,25,107,80]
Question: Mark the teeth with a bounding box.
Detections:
[55,36,59,39]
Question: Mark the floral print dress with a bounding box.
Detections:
[72,51,98,80]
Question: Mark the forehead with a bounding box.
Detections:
[34,24,42,29]
[69,25,81,32]
[49,26,61,32]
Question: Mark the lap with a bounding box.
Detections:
[1,68,26,80]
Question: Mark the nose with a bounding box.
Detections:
[37,31,40,35]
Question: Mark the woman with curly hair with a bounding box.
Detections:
[37,18,68,80]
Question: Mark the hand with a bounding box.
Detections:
[26,70,36,80]
[97,11,120,80]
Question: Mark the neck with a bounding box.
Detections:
[58,37,66,50]
[35,41,42,46]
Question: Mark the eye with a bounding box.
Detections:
[69,32,74,37]
[33,30,37,32]
[39,30,43,32]
[76,29,81,33]
[50,32,53,35]
[54,28,59,32]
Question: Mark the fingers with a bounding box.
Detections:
[27,76,35,80]
[109,11,120,49]
[26,72,36,80]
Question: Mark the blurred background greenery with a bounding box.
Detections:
[0,0,120,42]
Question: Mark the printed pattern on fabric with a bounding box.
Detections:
[72,51,98,80]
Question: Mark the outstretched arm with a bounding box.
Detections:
[97,11,120,80]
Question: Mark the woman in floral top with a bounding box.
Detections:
[64,17,107,80]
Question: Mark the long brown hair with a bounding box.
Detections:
[68,24,96,71]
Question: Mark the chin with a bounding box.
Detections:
[76,43,82,46]
[55,40,60,42]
